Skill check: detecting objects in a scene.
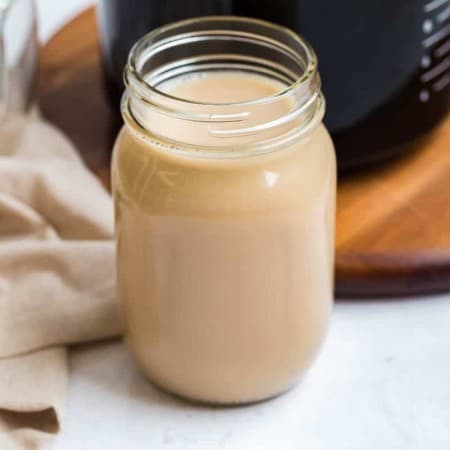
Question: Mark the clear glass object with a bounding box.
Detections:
[112,17,336,405]
[0,0,37,152]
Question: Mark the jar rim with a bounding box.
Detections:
[126,15,319,108]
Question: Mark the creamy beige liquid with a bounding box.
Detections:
[112,72,336,404]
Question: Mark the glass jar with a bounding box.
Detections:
[0,0,37,153]
[112,17,336,405]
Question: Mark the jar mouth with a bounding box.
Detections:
[126,15,318,108]
[123,15,325,156]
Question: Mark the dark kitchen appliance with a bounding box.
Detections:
[97,0,450,169]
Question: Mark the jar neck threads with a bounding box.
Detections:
[123,16,325,157]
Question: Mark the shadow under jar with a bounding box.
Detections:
[112,17,336,405]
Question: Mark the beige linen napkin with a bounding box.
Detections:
[0,116,121,449]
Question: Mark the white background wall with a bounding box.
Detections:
[36,0,96,42]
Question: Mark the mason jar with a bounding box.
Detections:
[112,17,336,404]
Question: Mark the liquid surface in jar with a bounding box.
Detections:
[113,71,336,404]
[138,71,302,149]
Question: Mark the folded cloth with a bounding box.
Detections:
[0,116,121,449]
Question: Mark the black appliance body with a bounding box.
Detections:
[98,0,450,169]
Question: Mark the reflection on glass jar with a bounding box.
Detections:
[112,17,336,404]
[0,0,37,154]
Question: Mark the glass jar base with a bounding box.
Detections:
[137,364,303,407]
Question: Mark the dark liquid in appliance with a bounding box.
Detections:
[98,0,450,168]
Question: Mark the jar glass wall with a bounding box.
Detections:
[112,17,336,404]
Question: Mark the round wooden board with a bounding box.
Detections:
[38,8,450,298]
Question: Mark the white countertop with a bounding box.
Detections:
[50,296,450,450]
[38,2,450,449]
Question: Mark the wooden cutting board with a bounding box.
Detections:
[37,8,450,297]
